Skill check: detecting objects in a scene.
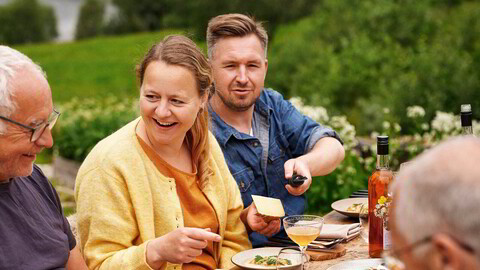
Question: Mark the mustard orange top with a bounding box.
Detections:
[137,135,219,270]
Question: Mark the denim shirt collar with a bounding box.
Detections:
[208,93,272,146]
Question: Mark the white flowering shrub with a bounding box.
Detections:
[53,97,139,161]
[290,98,478,213]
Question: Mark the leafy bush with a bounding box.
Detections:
[289,97,479,214]
[53,97,139,162]
[267,0,480,136]
[0,0,57,45]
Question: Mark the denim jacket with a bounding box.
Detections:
[209,89,342,246]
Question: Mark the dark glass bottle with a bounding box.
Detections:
[368,136,393,258]
[461,104,473,135]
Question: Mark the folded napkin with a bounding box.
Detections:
[319,223,360,242]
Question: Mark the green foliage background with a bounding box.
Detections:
[0,0,57,44]
[267,0,480,135]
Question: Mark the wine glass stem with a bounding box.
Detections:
[300,245,308,270]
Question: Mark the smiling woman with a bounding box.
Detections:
[74,35,252,270]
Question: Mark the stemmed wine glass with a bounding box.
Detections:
[359,203,369,244]
[275,246,307,270]
[283,215,324,270]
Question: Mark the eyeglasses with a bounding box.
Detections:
[382,235,475,270]
[0,109,60,142]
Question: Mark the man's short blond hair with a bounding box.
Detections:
[206,13,268,59]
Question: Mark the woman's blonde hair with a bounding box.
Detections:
[136,35,214,188]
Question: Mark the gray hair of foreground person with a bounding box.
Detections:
[206,13,268,59]
[391,136,480,260]
[0,45,45,133]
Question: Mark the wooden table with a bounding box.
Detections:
[309,210,369,270]
[231,210,370,270]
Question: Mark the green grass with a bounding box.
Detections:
[14,30,199,103]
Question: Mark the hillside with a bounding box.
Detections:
[14,29,192,102]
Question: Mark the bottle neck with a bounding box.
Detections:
[376,154,390,169]
[462,126,473,135]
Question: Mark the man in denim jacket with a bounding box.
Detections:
[206,14,345,247]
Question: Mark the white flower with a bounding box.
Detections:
[473,120,480,136]
[431,111,457,134]
[407,106,426,118]
[346,166,356,174]
[289,97,304,108]
[394,123,401,132]
[364,157,374,165]
[382,121,391,130]
[289,97,329,123]
[421,123,429,130]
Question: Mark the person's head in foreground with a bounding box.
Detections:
[206,13,268,112]
[390,136,480,270]
[136,34,213,186]
[0,45,56,180]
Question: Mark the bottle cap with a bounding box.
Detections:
[377,135,389,155]
[377,135,389,145]
[461,104,472,114]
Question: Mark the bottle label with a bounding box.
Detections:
[383,226,391,250]
[374,195,392,250]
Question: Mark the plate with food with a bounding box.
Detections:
[326,258,386,270]
[331,197,368,218]
[231,247,301,269]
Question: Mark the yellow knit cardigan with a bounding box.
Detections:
[75,118,251,270]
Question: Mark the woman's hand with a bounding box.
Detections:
[146,227,221,268]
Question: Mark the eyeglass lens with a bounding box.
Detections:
[31,111,59,142]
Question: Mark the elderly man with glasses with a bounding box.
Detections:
[0,46,87,269]
[387,136,480,270]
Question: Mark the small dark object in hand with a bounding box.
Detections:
[288,172,307,187]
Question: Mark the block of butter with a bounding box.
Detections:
[252,195,285,222]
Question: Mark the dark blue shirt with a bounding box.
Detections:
[209,89,342,246]
[0,164,76,270]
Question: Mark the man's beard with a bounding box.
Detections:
[216,89,256,112]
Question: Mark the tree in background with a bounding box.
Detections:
[165,0,319,40]
[104,0,167,34]
[0,0,57,45]
[75,0,106,40]
[102,0,319,40]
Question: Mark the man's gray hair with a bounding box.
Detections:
[391,136,480,260]
[0,45,45,134]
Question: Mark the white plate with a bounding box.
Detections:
[231,247,302,269]
[326,258,384,270]
[331,198,368,218]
